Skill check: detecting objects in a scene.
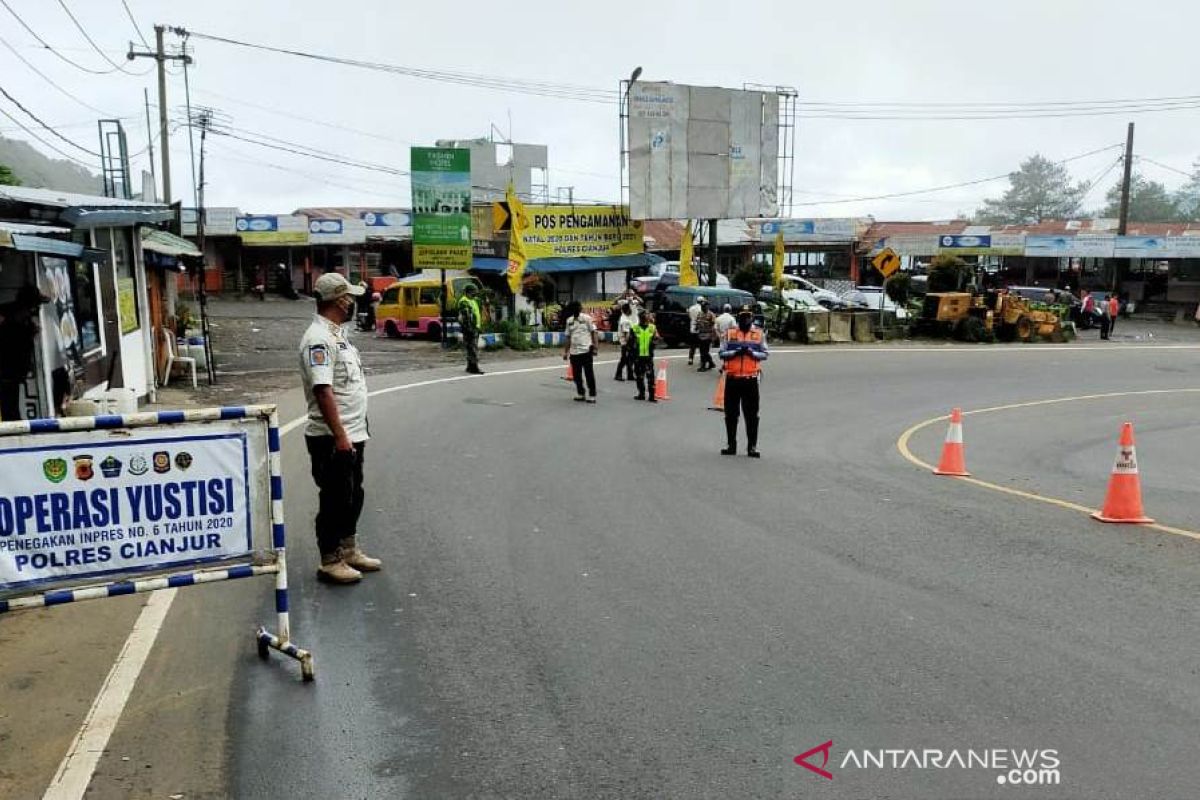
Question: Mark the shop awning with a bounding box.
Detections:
[60,206,175,227]
[8,233,84,257]
[471,253,665,276]
[142,228,201,257]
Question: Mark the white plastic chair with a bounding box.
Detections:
[161,327,197,389]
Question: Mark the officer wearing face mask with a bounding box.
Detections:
[717,305,769,458]
[299,273,382,584]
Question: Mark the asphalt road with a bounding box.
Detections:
[7,338,1200,799]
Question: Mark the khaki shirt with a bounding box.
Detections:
[299,315,369,442]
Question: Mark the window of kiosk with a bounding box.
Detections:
[70,257,102,355]
[111,228,139,334]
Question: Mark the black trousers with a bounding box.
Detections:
[570,352,597,397]
[463,328,480,370]
[698,339,715,370]
[1099,314,1111,340]
[724,376,760,449]
[634,355,656,399]
[615,343,635,379]
[0,379,21,422]
[305,436,366,557]
[688,332,699,362]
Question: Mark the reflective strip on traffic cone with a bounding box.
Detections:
[933,407,970,476]
[654,359,671,401]
[708,371,725,411]
[1092,422,1154,524]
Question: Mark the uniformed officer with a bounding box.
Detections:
[458,284,484,374]
[299,273,382,584]
[630,309,659,402]
[717,305,769,457]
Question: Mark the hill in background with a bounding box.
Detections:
[0,135,103,194]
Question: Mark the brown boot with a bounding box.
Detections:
[317,552,362,584]
[339,536,382,572]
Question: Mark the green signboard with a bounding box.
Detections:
[411,147,472,269]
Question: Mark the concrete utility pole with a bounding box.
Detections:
[707,219,719,286]
[1117,122,1135,236]
[127,25,191,204]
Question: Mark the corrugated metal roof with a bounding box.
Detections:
[0,220,70,234]
[0,184,168,210]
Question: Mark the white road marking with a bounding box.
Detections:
[43,588,176,800]
[54,337,1200,797]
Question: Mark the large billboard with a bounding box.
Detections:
[411,147,472,269]
[235,214,309,246]
[516,204,643,259]
[627,82,779,221]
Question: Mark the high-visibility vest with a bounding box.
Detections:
[458,296,481,328]
[724,327,764,378]
[1108,297,1119,317]
[631,323,656,357]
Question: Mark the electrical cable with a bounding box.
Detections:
[54,0,150,75]
[791,144,1123,207]
[0,105,95,168]
[0,82,101,155]
[0,34,117,116]
[0,0,125,75]
[1136,156,1195,180]
[119,0,150,49]
[797,93,1200,110]
[1070,155,1124,213]
[798,102,1200,121]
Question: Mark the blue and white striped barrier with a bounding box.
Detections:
[0,405,314,682]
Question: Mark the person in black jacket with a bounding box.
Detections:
[0,286,48,421]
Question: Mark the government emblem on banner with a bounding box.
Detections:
[100,455,123,478]
[128,453,149,475]
[73,455,94,481]
[153,451,171,474]
[43,457,67,483]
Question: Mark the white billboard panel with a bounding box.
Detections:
[628,82,779,221]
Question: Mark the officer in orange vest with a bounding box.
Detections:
[718,305,769,457]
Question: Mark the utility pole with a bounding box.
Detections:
[1117,122,1135,236]
[142,88,156,199]
[127,25,191,204]
[195,108,216,384]
[707,219,719,286]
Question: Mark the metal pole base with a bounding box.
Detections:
[256,626,315,681]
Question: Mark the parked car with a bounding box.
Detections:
[779,274,841,307]
[840,286,910,320]
[1091,291,1135,317]
[650,285,757,347]
[638,270,731,296]
[757,285,829,312]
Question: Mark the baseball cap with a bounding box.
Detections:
[314,272,365,301]
[723,303,732,312]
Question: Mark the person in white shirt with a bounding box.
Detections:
[714,303,736,343]
[687,296,706,365]
[562,300,599,403]
[299,273,382,584]
[613,301,635,381]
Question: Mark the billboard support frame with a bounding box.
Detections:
[0,405,315,682]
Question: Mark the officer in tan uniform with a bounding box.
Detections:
[299,273,382,584]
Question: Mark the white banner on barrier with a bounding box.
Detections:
[0,425,259,591]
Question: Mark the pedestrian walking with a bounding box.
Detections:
[458,284,484,374]
[299,273,382,584]
[687,296,705,365]
[715,303,736,343]
[1099,296,1112,340]
[613,301,636,381]
[718,305,769,458]
[695,299,717,371]
[630,309,659,402]
[1108,295,1121,335]
[562,300,598,403]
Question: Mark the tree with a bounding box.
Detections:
[927,254,971,293]
[1101,173,1181,222]
[1173,159,1200,220]
[975,154,1085,224]
[0,162,19,186]
[730,262,771,294]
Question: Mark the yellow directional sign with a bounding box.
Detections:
[872,247,901,278]
[492,201,511,233]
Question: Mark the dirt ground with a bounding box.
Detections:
[158,296,548,407]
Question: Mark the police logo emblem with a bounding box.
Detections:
[43,457,68,483]
[174,452,193,471]
[100,455,123,478]
[309,344,328,366]
[128,453,149,476]
[153,451,171,474]
[74,454,94,481]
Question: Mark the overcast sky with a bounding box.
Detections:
[2,0,1198,221]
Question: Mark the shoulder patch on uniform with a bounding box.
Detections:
[309,344,329,366]
[336,341,349,350]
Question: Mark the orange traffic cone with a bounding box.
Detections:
[1092,422,1154,524]
[933,407,970,476]
[654,359,671,401]
[709,371,725,411]
[562,360,574,381]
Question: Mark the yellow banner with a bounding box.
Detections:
[506,184,529,295]
[773,230,785,291]
[117,277,139,335]
[520,205,643,259]
[678,221,698,287]
[238,230,310,247]
[414,244,472,270]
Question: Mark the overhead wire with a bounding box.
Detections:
[0,34,117,116]
[54,0,150,75]
[0,106,95,168]
[1070,155,1125,213]
[0,82,100,155]
[0,0,134,75]
[791,144,1124,207]
[119,0,150,49]
[1136,155,1195,180]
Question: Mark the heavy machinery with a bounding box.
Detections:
[920,290,1065,342]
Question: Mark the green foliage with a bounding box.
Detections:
[731,262,772,294]
[1102,172,1183,222]
[927,254,971,293]
[975,154,1085,224]
[493,318,536,351]
[0,162,19,186]
[885,273,911,306]
[1175,159,1200,220]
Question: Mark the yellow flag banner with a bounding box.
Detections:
[773,230,785,291]
[678,221,698,287]
[506,185,530,295]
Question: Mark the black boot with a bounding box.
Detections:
[746,417,760,457]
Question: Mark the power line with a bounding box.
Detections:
[54,0,149,75]
[0,106,95,169]
[177,28,615,104]
[0,0,125,75]
[0,82,100,156]
[798,102,1200,121]
[798,92,1200,110]
[119,0,150,49]
[1136,156,1195,180]
[1072,155,1124,213]
[791,144,1123,207]
[0,34,116,116]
